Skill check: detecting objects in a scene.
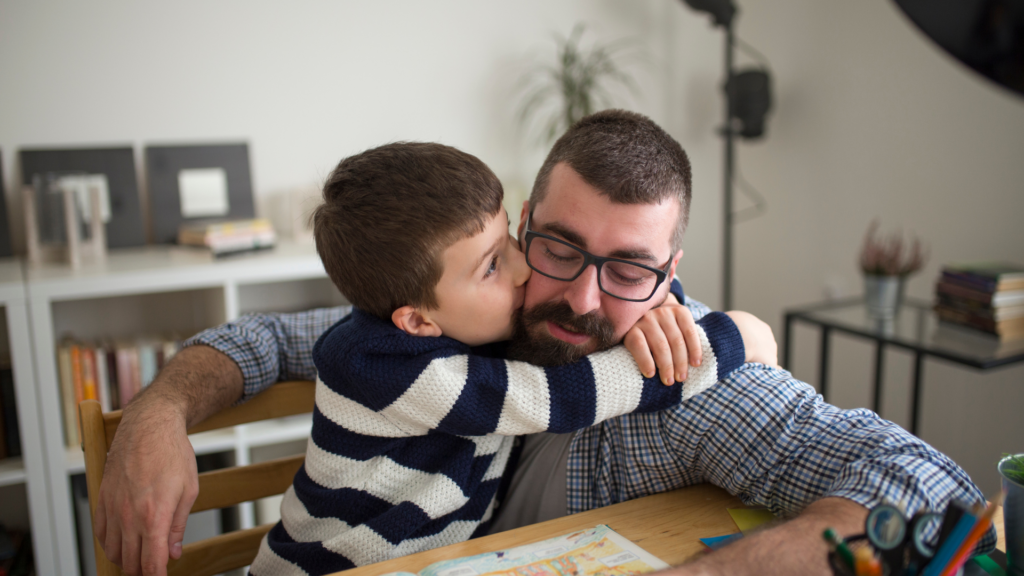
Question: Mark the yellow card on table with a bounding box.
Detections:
[727,508,775,534]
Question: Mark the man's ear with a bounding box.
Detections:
[391,306,443,337]
[668,249,684,279]
[517,200,530,238]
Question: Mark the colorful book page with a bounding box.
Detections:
[412,525,667,576]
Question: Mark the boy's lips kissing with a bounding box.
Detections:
[546,321,590,345]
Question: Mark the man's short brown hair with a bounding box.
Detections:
[530,109,692,252]
[312,142,503,320]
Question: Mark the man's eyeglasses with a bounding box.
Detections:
[522,211,671,302]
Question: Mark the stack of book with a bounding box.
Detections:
[934,262,1024,340]
[178,218,276,257]
[56,337,181,446]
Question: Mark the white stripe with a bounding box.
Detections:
[304,440,470,518]
[482,436,516,482]
[459,434,506,457]
[249,529,309,576]
[680,325,718,401]
[587,346,644,423]
[383,355,469,431]
[277,483,488,567]
[494,361,551,434]
[315,378,425,437]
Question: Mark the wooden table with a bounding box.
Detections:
[332,484,744,576]
[332,486,1008,576]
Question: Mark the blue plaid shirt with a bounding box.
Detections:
[186,298,995,554]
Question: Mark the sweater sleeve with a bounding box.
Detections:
[317,308,745,437]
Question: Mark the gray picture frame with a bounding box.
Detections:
[0,151,11,258]
[145,143,255,244]
[19,146,146,249]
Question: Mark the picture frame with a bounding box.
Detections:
[19,146,145,249]
[145,143,255,244]
[0,152,12,258]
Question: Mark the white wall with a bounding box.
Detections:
[1,0,1020,496]
[731,1,1024,497]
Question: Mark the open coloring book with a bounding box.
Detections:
[381,525,669,576]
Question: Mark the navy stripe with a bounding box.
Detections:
[544,362,597,432]
[293,470,406,527]
[636,377,684,412]
[313,309,470,410]
[437,355,508,435]
[265,521,355,576]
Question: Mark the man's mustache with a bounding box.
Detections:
[507,301,617,366]
[520,301,616,342]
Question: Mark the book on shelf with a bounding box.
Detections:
[56,336,182,446]
[380,525,668,576]
[934,262,1024,341]
[178,218,276,257]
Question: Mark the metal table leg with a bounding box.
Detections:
[873,343,885,415]
[819,326,831,401]
[910,352,925,436]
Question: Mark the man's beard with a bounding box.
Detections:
[506,301,617,366]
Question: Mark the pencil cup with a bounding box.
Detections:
[1000,454,1024,576]
[827,535,890,576]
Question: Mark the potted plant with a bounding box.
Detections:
[517,24,639,144]
[1000,453,1024,574]
[858,220,927,319]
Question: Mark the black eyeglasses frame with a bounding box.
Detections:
[521,211,672,303]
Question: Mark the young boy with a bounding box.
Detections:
[250,143,767,576]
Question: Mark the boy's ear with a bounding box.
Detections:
[391,306,443,338]
[517,200,530,238]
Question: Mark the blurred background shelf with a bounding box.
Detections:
[25,241,343,576]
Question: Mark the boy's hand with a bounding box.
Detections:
[624,303,702,385]
[725,310,779,367]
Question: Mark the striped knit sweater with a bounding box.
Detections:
[251,302,744,575]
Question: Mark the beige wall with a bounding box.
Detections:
[1,0,1020,495]
[721,1,1024,498]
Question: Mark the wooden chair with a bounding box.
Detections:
[80,380,316,576]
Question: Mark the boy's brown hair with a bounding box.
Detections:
[312,142,504,320]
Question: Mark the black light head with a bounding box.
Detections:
[681,0,737,28]
[726,69,772,139]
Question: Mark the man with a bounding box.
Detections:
[96,110,992,576]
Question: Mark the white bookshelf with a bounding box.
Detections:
[0,258,54,576]
[26,241,344,576]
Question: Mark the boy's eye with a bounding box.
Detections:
[484,255,499,278]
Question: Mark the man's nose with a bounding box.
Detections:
[564,264,602,316]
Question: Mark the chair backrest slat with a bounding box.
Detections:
[101,380,316,451]
[192,454,305,513]
[166,523,274,576]
[82,380,315,576]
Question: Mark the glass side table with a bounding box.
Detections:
[782,297,1024,436]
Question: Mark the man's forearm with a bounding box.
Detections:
[668,498,868,576]
[126,344,244,428]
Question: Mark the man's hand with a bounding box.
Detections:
[94,398,198,576]
[724,310,779,367]
[93,345,244,576]
[624,303,702,386]
[658,497,868,576]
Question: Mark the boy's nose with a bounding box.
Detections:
[512,248,532,286]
